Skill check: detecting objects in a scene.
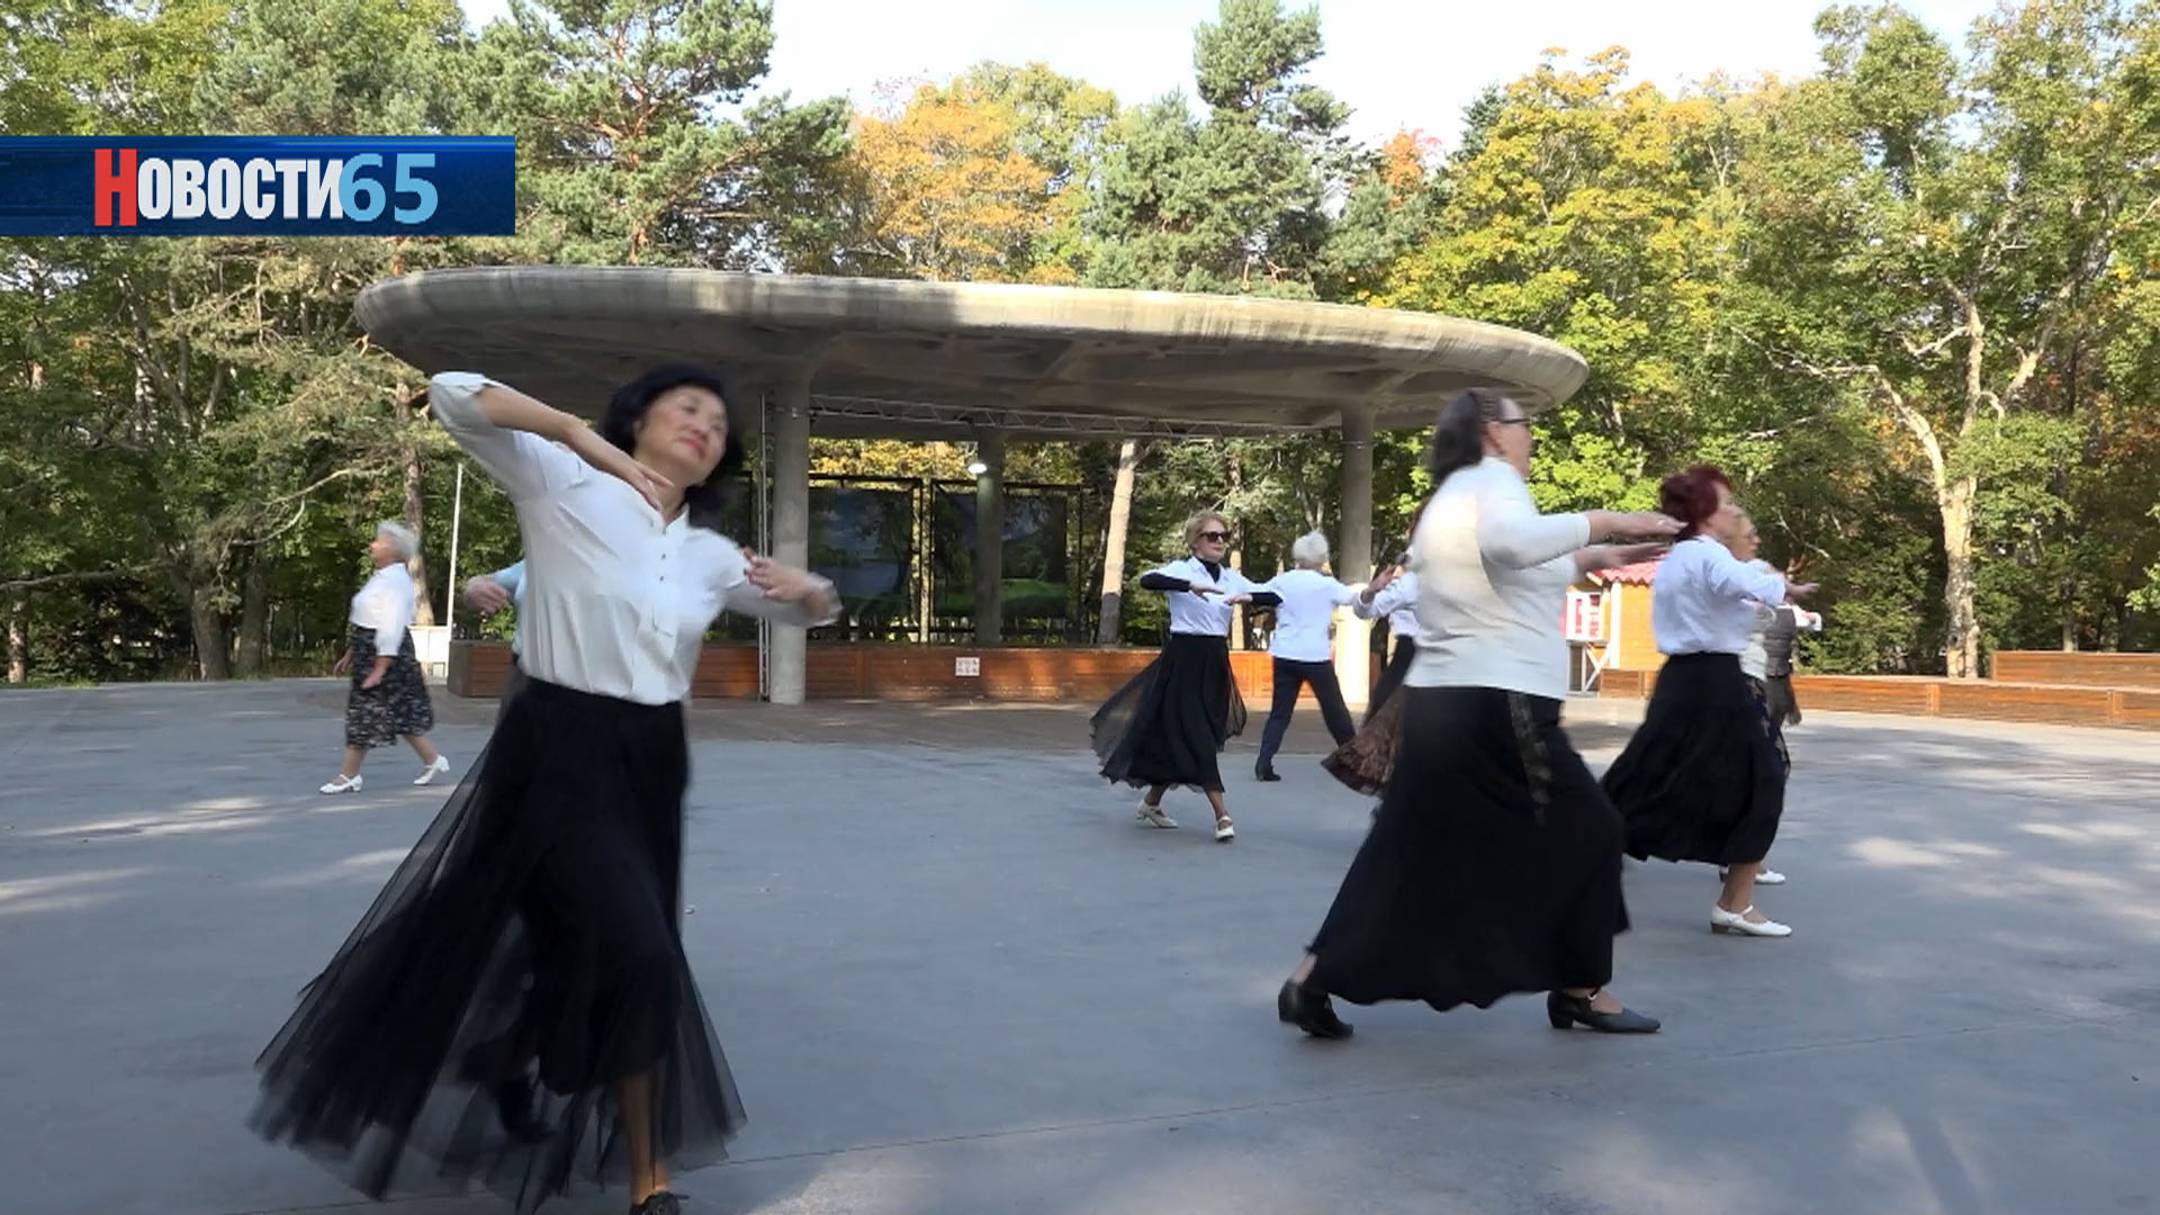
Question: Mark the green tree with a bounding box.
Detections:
[1085,0,1350,297]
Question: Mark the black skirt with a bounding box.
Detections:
[1308,685,1629,1011]
[1090,632,1247,793]
[344,625,435,748]
[253,677,745,1212]
[1604,652,1787,866]
[1367,636,1417,722]
[1764,672,1801,727]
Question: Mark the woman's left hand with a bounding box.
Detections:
[361,669,385,690]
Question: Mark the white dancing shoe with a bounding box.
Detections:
[414,755,452,786]
[319,774,362,795]
[1710,904,1792,937]
[1214,816,1236,843]
[1719,865,1786,885]
[1136,802,1179,829]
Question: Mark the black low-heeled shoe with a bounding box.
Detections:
[1278,978,1353,1039]
[1546,988,1660,1034]
[1255,764,1283,782]
[631,1192,683,1215]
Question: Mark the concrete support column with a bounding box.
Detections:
[1334,406,1375,709]
[769,375,813,705]
[972,428,1006,646]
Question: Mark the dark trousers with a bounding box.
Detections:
[1257,657,1357,770]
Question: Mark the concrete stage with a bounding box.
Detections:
[1,681,2154,1215]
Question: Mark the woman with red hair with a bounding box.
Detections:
[1601,465,1815,938]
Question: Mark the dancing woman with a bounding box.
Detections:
[1731,515,1822,737]
[1091,510,1278,842]
[1321,525,1418,796]
[1252,530,1360,783]
[1725,512,1822,888]
[1279,388,1677,1041]
[1601,467,1813,939]
[319,520,449,794]
[254,365,839,1215]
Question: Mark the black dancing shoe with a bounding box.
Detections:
[1255,763,1283,782]
[631,1193,683,1215]
[1546,989,1660,1034]
[1277,978,1353,1039]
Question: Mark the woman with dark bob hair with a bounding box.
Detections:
[1279,388,1677,1043]
[1601,465,1814,939]
[253,364,838,1215]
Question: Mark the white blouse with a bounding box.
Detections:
[1151,555,1266,637]
[349,563,416,656]
[1404,457,1591,700]
[1261,567,1358,663]
[431,372,838,705]
[1652,536,1791,657]
[1354,570,1421,640]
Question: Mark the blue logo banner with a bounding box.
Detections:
[0,136,515,237]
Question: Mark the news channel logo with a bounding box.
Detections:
[0,137,514,236]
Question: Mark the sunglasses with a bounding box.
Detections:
[1490,416,1530,428]
[1196,530,1230,542]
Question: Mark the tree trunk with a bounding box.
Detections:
[2060,598,2078,652]
[7,596,26,684]
[402,444,437,627]
[235,549,271,676]
[187,580,233,681]
[1939,476,1979,678]
[1094,439,1139,645]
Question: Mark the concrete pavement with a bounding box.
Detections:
[1,680,2154,1215]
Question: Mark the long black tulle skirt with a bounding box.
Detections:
[1090,633,1247,793]
[252,677,745,1211]
[1309,685,1629,1011]
[1604,652,1788,866]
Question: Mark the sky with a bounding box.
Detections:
[456,0,2001,148]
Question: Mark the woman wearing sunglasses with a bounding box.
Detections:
[1091,510,1278,842]
[1281,388,1678,1042]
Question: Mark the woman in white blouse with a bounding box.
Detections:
[1722,512,1823,890]
[1280,388,1677,1042]
[255,365,837,1215]
[1251,531,1361,782]
[318,520,448,794]
[1090,510,1280,842]
[1602,468,1815,938]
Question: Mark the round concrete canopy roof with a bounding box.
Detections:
[355,268,1587,440]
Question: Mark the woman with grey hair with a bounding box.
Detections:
[319,520,448,794]
[1252,530,1361,782]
